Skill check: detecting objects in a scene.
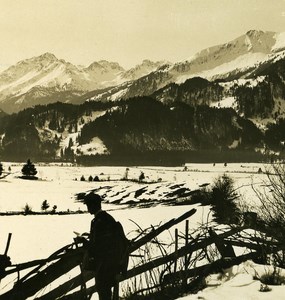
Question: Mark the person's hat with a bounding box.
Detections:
[83,192,102,206]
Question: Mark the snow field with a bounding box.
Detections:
[0,162,278,299]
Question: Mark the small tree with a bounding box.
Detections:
[139,171,145,182]
[253,163,285,242]
[209,174,240,225]
[52,205,57,214]
[21,159,38,177]
[41,200,50,212]
[23,203,33,215]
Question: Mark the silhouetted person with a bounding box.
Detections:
[82,192,125,300]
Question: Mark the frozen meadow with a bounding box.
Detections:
[0,162,282,299]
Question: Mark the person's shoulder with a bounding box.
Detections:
[100,211,116,223]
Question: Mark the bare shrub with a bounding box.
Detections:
[253,163,285,241]
[250,163,285,268]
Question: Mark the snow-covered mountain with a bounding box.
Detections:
[0,53,98,95]
[173,30,285,82]
[89,30,285,102]
[0,53,164,113]
[121,59,168,81]
[2,29,285,113]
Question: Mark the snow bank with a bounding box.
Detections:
[179,261,285,300]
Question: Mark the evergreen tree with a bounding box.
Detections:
[23,203,33,214]
[210,175,240,225]
[21,159,38,177]
[139,171,145,182]
[41,200,50,212]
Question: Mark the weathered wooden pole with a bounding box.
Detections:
[174,229,178,273]
[4,233,12,256]
[74,239,88,300]
[183,220,189,287]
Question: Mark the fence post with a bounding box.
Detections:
[174,229,178,273]
[183,220,189,287]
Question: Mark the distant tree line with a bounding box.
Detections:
[78,97,263,153]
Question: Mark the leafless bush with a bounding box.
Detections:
[250,163,285,267]
[253,163,285,242]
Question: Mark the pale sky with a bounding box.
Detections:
[0,0,285,70]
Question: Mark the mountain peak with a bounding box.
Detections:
[22,52,59,64]
[87,60,124,72]
[243,30,276,53]
[13,52,59,67]
[246,29,265,37]
[38,52,58,60]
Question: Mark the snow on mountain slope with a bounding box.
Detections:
[272,31,285,52]
[210,96,237,109]
[0,54,80,98]
[175,52,269,83]
[0,53,130,101]
[2,29,285,112]
[0,55,166,98]
[121,59,167,81]
[172,30,278,82]
[18,64,71,95]
[0,53,168,112]
[88,30,285,103]
[87,81,133,102]
[84,60,125,87]
[59,110,108,157]
[219,76,267,90]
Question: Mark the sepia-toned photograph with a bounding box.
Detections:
[0,0,285,299]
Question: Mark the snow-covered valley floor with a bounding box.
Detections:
[0,162,283,299]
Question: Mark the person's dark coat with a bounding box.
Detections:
[87,210,119,289]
